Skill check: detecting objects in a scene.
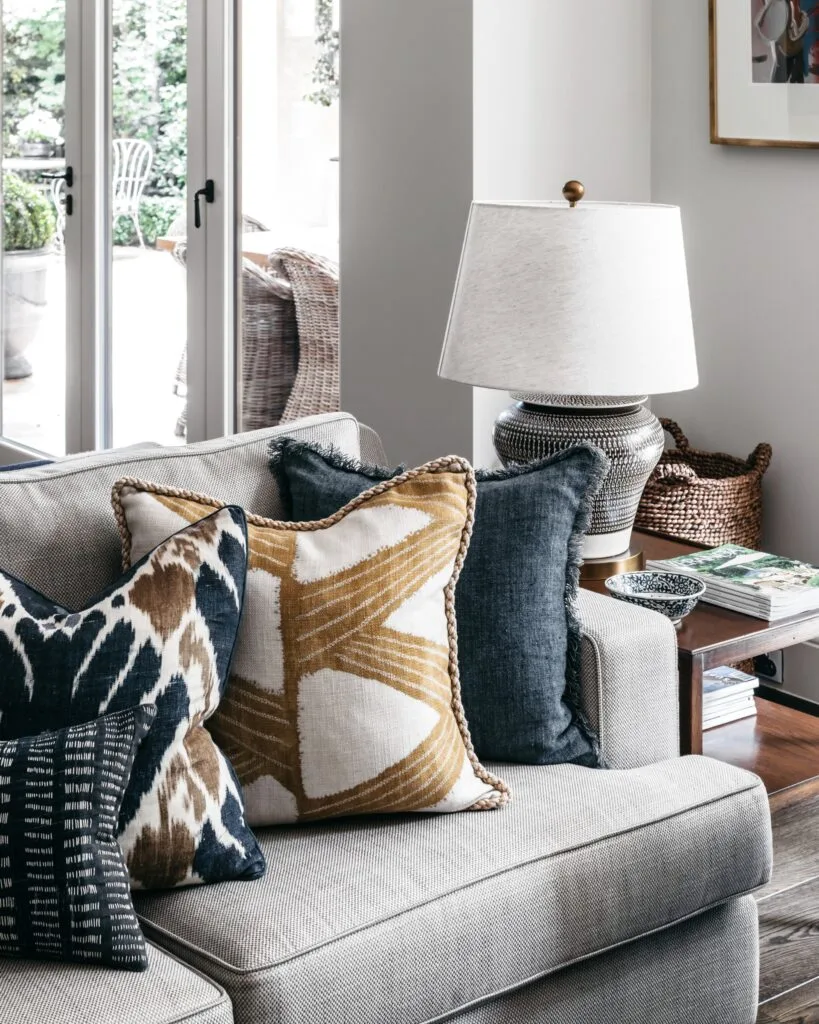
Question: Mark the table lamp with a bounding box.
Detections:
[438,182,698,578]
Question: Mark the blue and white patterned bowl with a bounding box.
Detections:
[604,571,706,627]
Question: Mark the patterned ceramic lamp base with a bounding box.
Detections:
[493,396,664,560]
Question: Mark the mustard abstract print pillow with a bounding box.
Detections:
[113,458,509,825]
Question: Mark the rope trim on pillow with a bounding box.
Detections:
[111,457,511,811]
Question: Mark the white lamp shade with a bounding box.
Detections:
[438,200,698,397]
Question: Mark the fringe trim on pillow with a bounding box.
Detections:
[561,446,611,769]
[476,446,611,768]
[268,437,404,517]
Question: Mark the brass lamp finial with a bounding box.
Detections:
[562,180,585,208]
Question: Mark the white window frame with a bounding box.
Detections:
[185,0,238,444]
[0,0,110,462]
[65,0,111,454]
[0,0,237,463]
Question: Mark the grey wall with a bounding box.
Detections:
[472,0,653,467]
[339,0,473,465]
[652,1,819,700]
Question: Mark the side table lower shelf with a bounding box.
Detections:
[702,698,819,793]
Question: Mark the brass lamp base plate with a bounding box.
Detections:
[580,548,645,582]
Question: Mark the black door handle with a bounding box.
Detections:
[41,166,74,188]
[193,179,215,229]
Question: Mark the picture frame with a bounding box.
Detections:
[710,0,819,148]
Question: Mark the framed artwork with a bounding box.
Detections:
[710,0,819,147]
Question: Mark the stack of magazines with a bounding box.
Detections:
[646,544,819,621]
[702,665,759,730]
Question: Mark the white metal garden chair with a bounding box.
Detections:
[112,138,153,247]
[49,177,66,252]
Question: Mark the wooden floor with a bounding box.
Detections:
[700,698,819,1020]
[704,698,819,793]
[755,777,819,1022]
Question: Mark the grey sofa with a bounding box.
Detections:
[0,412,772,1024]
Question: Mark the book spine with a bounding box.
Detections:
[702,705,758,730]
[702,685,758,705]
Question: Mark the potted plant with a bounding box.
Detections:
[16,112,61,158]
[3,172,56,380]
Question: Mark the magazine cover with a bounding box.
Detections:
[703,665,758,695]
[660,545,819,594]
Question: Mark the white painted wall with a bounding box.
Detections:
[652,1,819,700]
[339,0,473,465]
[471,0,653,466]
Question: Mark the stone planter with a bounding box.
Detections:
[2,247,52,380]
[19,141,53,158]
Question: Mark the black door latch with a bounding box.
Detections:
[193,179,215,228]
[41,166,74,214]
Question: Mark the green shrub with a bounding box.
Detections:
[3,172,56,251]
[113,194,184,248]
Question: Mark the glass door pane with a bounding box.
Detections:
[1,0,68,457]
[236,0,339,431]
[110,0,187,448]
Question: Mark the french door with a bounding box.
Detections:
[0,0,236,464]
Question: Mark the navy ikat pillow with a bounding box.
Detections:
[0,506,265,890]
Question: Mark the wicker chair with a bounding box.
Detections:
[169,239,339,436]
[240,261,299,430]
[268,247,340,423]
[171,215,290,435]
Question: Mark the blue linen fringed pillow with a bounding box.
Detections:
[0,705,156,970]
[0,505,265,890]
[269,440,610,766]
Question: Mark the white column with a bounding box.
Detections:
[472,0,653,465]
[339,0,473,465]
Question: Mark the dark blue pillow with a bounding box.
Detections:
[269,441,609,766]
[0,705,155,970]
[0,505,265,890]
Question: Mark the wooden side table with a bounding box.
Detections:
[582,530,819,756]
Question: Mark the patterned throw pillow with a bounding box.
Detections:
[0,507,265,890]
[0,706,155,970]
[112,458,509,826]
[269,440,610,766]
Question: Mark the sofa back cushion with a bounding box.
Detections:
[0,412,360,607]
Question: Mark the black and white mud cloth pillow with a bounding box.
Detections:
[0,705,156,970]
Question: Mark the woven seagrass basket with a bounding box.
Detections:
[635,419,773,549]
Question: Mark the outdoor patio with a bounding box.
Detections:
[2,246,187,455]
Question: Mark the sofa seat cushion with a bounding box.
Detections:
[0,413,360,608]
[134,757,771,1024]
[0,941,233,1024]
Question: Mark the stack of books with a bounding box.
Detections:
[646,544,819,621]
[702,665,759,730]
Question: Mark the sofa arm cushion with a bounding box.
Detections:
[577,589,680,768]
[358,422,389,467]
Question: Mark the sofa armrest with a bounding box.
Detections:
[576,589,680,768]
[358,422,389,467]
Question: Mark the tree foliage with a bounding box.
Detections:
[113,194,184,247]
[307,0,339,107]
[3,0,187,198]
